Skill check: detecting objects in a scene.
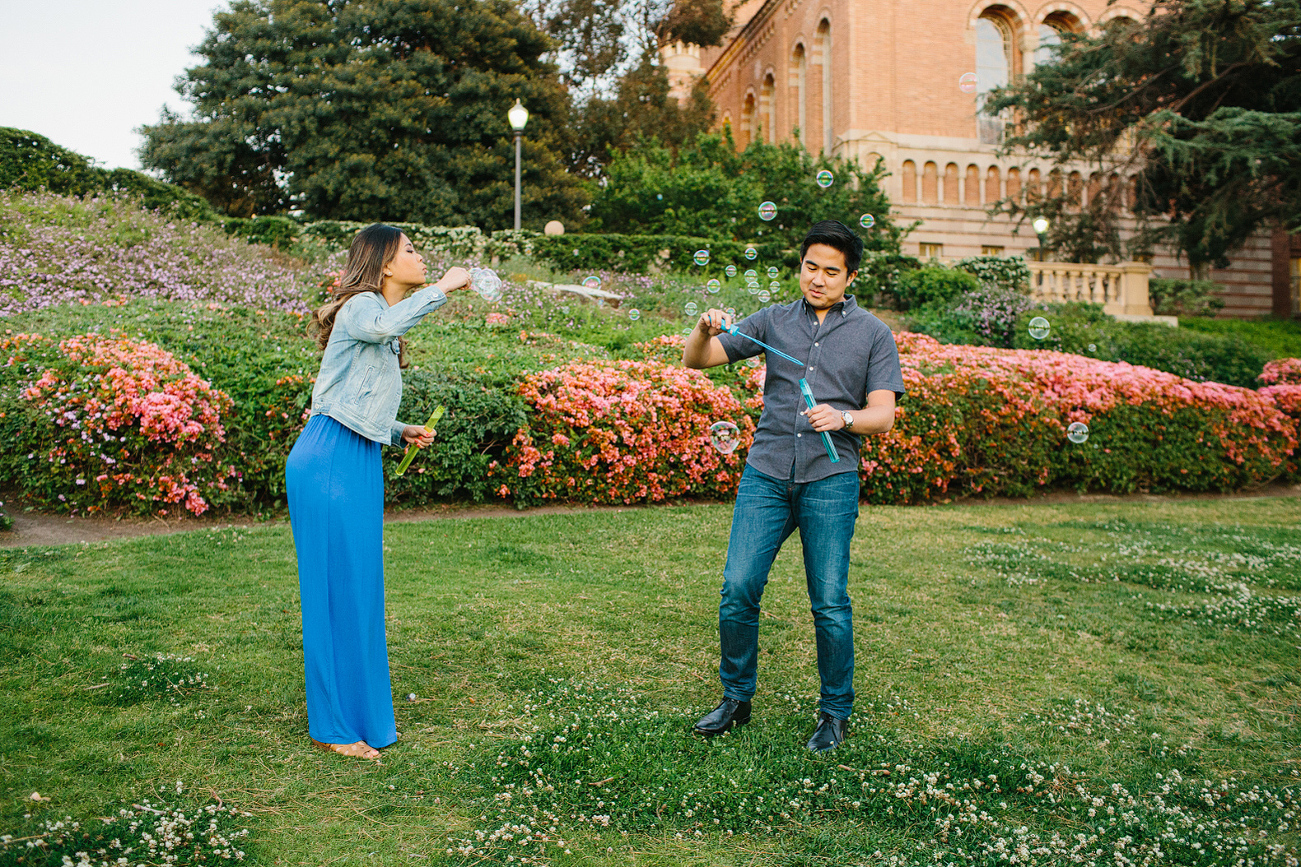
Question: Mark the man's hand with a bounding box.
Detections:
[803,404,848,432]
[696,308,735,337]
[402,425,437,447]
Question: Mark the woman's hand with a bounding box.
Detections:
[402,425,437,447]
[435,267,471,292]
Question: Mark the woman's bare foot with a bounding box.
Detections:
[311,738,380,759]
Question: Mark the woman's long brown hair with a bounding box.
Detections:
[308,224,411,368]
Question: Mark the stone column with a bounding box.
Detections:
[1121,262,1154,316]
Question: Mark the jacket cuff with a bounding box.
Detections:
[390,421,407,447]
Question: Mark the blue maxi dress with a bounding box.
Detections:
[285,413,396,749]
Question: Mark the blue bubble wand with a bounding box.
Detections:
[723,325,839,463]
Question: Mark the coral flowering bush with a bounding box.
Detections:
[861,334,1300,503]
[1259,357,1301,386]
[496,358,755,505]
[0,331,236,515]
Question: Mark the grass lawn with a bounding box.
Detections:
[2,497,1299,865]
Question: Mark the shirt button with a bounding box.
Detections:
[797,433,802,438]
[814,343,819,347]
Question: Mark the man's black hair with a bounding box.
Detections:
[799,220,864,275]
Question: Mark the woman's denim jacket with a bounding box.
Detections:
[309,285,448,445]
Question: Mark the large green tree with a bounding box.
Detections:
[589,128,905,253]
[987,0,1300,271]
[139,0,588,228]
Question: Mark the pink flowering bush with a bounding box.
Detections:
[494,358,755,505]
[1258,357,1301,386]
[0,331,236,515]
[858,334,1299,502]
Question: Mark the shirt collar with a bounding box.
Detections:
[801,294,858,318]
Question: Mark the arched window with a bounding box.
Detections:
[760,74,776,144]
[1047,169,1062,200]
[1067,170,1083,208]
[922,161,939,204]
[1035,12,1081,69]
[944,163,960,204]
[1026,168,1041,202]
[816,20,832,153]
[741,92,756,148]
[985,166,1002,203]
[1087,172,1103,207]
[902,160,918,202]
[965,164,982,205]
[975,12,1015,144]
[1006,167,1021,202]
[791,44,807,145]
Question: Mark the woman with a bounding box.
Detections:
[286,224,468,760]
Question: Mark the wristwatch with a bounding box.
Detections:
[840,411,854,430]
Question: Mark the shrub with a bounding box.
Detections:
[0,127,216,222]
[1010,303,1271,388]
[494,357,755,506]
[528,233,795,275]
[0,190,313,316]
[1260,357,1301,386]
[0,331,236,516]
[861,333,1299,501]
[1179,316,1301,359]
[1148,277,1225,317]
[891,266,981,311]
[907,285,1045,347]
[953,255,1032,294]
[385,369,530,504]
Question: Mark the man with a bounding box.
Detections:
[682,220,905,752]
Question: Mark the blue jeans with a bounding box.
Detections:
[719,465,860,720]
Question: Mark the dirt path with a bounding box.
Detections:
[3,483,1299,549]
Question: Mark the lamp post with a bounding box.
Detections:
[508,99,530,231]
[1032,216,1050,261]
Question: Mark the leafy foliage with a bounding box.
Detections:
[887,266,981,311]
[1009,303,1273,388]
[987,0,1301,270]
[906,285,1045,347]
[587,130,904,252]
[139,0,588,228]
[953,255,1032,294]
[0,127,216,222]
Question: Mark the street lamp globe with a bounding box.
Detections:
[1032,216,1050,235]
[508,99,530,132]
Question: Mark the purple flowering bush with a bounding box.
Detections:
[0,191,314,316]
[907,284,1045,348]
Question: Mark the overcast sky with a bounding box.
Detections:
[0,0,226,170]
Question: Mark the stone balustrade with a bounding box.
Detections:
[1027,261,1154,317]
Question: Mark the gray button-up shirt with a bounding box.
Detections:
[717,295,905,483]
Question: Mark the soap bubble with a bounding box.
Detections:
[628,309,640,321]
[744,269,758,279]
[694,249,710,266]
[758,201,777,221]
[725,307,736,317]
[767,266,779,279]
[959,72,978,94]
[746,357,761,368]
[684,301,699,316]
[706,278,721,293]
[748,284,760,295]
[745,246,758,260]
[1087,343,1097,353]
[758,289,771,302]
[582,275,602,290]
[682,328,692,337]
[816,170,834,188]
[469,268,503,302]
[657,193,663,200]
[859,214,876,229]
[1066,422,1090,444]
[725,264,737,278]
[1028,316,1050,340]
[406,693,417,701]
[710,420,741,454]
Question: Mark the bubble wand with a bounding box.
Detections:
[721,325,839,463]
[394,405,445,476]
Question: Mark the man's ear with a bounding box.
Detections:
[846,270,858,285]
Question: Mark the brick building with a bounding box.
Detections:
[663,0,1301,318]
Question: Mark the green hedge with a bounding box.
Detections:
[526,234,796,274]
[1010,303,1272,388]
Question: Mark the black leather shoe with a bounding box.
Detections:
[693,698,752,736]
[806,713,848,752]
